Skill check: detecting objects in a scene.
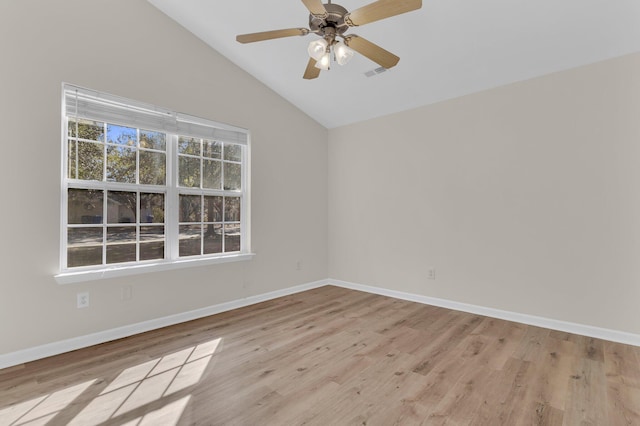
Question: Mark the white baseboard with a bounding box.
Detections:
[0,279,329,370]
[328,279,640,347]
[4,277,638,370]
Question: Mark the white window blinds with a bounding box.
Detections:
[63,83,248,145]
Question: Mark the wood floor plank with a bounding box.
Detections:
[486,357,535,424]
[527,336,576,412]
[2,286,639,425]
[604,341,640,424]
[423,359,496,425]
[472,357,532,425]
[563,357,608,425]
[513,325,551,362]
[486,319,527,371]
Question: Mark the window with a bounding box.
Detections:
[176,137,243,257]
[58,84,251,282]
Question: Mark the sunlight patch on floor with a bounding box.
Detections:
[69,337,221,425]
[0,380,95,426]
[1,337,221,426]
[120,395,192,426]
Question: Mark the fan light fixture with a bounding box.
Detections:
[315,51,331,70]
[308,38,328,61]
[308,38,354,69]
[334,40,354,66]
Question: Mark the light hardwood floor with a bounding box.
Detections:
[1,286,640,425]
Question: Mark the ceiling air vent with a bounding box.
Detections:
[364,67,388,77]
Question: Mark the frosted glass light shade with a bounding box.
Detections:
[314,52,331,70]
[334,41,354,66]
[308,39,328,61]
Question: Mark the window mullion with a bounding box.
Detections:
[241,141,249,253]
[102,122,107,184]
[136,128,140,186]
[200,140,204,256]
[60,119,69,271]
[68,180,163,193]
[102,189,107,266]
[136,190,141,262]
[72,119,79,180]
[166,134,179,261]
[102,122,108,266]
[221,196,226,253]
[221,144,225,191]
[200,194,205,256]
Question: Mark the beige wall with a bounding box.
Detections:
[0,0,328,354]
[329,53,640,334]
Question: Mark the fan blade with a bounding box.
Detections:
[303,58,321,80]
[344,35,399,69]
[236,28,309,44]
[301,0,327,17]
[345,0,421,27]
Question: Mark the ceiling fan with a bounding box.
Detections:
[236,0,422,79]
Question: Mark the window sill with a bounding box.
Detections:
[54,253,256,285]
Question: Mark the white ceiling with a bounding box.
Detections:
[148,0,640,128]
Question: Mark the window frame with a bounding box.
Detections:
[56,84,253,284]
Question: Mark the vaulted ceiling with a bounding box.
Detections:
[148,0,640,128]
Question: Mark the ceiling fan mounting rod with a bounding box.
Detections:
[322,26,336,44]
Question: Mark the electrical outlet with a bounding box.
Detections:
[77,292,89,309]
[428,268,436,280]
[296,260,302,271]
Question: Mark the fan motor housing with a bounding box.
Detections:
[309,3,350,35]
